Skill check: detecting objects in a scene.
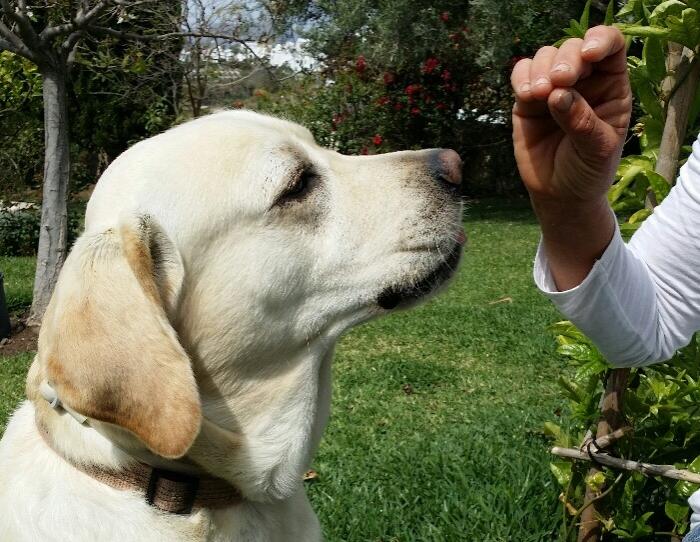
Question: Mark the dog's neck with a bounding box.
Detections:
[28,339,337,502]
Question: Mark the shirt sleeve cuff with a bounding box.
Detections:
[533,219,624,309]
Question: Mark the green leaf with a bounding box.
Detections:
[645,169,672,200]
[667,9,700,49]
[628,208,652,224]
[639,115,665,153]
[605,0,616,25]
[609,165,644,203]
[576,358,610,379]
[585,470,606,492]
[620,221,643,236]
[642,37,667,81]
[674,454,700,498]
[550,461,573,487]
[649,0,687,26]
[557,343,599,362]
[580,0,592,30]
[618,0,644,21]
[617,23,673,39]
[665,501,688,525]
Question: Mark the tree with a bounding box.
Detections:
[0,1,270,324]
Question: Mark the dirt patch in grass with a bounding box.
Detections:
[0,325,38,357]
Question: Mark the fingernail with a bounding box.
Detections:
[534,77,549,87]
[554,90,574,112]
[552,63,572,73]
[519,82,531,93]
[582,39,600,53]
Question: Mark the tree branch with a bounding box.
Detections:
[41,0,114,44]
[0,0,41,50]
[0,19,39,63]
[552,446,700,484]
[86,26,279,80]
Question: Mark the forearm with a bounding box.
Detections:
[531,195,615,291]
[534,140,700,366]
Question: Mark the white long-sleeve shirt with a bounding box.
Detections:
[535,135,700,367]
[534,135,700,527]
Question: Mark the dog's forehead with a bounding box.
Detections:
[214,111,316,147]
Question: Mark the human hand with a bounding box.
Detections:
[511,26,633,204]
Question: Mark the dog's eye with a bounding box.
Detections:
[280,169,315,201]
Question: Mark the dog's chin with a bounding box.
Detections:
[377,241,463,310]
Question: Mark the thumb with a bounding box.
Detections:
[547,88,617,158]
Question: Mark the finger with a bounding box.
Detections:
[511,58,548,117]
[549,38,588,88]
[547,88,621,157]
[529,45,559,100]
[581,25,627,74]
[512,58,534,100]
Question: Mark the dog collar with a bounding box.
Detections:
[37,381,242,514]
[39,380,88,424]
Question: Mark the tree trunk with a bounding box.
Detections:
[656,45,700,184]
[28,66,70,325]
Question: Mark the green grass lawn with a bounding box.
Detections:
[0,198,567,541]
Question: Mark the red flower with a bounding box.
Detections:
[405,84,421,96]
[421,57,440,74]
[394,103,404,111]
[410,107,421,116]
[377,96,390,106]
[383,72,396,85]
[360,147,369,155]
[355,55,367,74]
[441,70,452,82]
[440,11,450,22]
[436,102,447,110]
[372,134,383,146]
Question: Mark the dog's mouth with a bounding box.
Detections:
[377,234,464,310]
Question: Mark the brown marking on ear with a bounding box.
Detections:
[40,221,202,459]
[120,225,162,306]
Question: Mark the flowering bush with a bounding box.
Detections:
[255,0,586,194]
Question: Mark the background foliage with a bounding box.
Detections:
[546,1,700,539]
[254,0,590,196]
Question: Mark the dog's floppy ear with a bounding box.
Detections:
[39,216,201,458]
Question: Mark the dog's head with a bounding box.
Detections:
[36,111,464,466]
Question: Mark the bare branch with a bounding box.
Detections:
[41,0,114,44]
[87,26,279,81]
[0,0,42,50]
[552,446,700,484]
[0,19,40,63]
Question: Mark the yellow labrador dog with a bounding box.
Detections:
[0,111,464,541]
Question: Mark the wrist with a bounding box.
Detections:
[530,195,615,291]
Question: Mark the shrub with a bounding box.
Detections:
[0,204,85,257]
[546,1,700,539]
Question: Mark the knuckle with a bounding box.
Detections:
[573,109,596,136]
[562,37,584,49]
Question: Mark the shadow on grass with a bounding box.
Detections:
[464,196,537,224]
